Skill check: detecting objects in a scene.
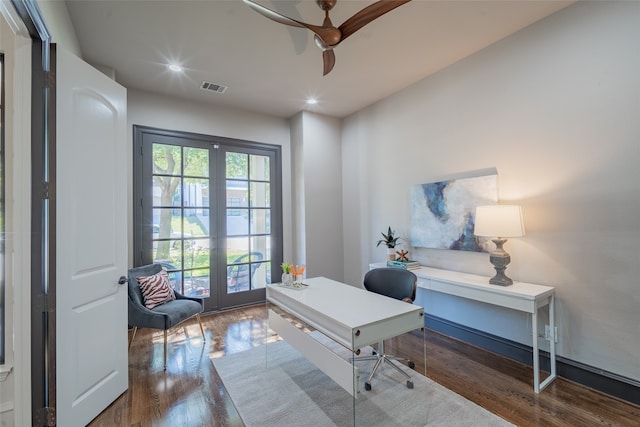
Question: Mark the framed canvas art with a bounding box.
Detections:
[410,174,498,252]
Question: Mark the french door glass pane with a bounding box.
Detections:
[250,154,270,180]
[226,152,248,179]
[152,207,181,238]
[250,182,270,207]
[183,147,209,177]
[153,144,181,175]
[227,208,249,236]
[251,236,270,261]
[183,209,209,238]
[184,267,210,297]
[183,178,209,207]
[226,236,250,293]
[153,176,181,207]
[226,236,249,262]
[252,261,270,289]
[250,209,269,234]
[227,180,248,207]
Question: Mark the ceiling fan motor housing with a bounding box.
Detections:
[317,0,337,11]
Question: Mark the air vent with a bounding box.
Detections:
[201,81,227,94]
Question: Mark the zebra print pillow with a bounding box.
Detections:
[136,270,176,309]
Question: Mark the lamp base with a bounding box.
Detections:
[488,238,513,286]
[489,273,513,287]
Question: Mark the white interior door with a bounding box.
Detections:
[55,48,128,426]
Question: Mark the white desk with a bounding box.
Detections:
[266,276,425,397]
[370,263,557,393]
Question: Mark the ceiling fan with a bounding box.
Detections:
[243,0,412,76]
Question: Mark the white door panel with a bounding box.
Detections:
[56,48,128,426]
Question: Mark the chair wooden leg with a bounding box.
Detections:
[163,330,168,371]
[196,313,205,340]
[128,327,138,350]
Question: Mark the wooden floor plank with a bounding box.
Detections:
[88,304,639,426]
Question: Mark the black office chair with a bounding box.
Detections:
[356,267,417,391]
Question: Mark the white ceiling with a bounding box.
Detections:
[65,0,573,119]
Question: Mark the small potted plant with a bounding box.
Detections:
[281,262,293,287]
[376,226,401,261]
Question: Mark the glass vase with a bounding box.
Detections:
[282,273,293,287]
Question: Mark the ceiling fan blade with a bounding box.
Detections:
[339,0,411,42]
[244,0,341,46]
[322,50,336,76]
[243,0,306,28]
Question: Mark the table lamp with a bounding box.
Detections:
[474,205,525,286]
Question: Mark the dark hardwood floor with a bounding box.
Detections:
[89,304,639,426]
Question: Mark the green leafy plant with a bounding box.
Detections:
[281,262,292,274]
[376,226,401,248]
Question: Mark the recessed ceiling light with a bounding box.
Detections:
[168,63,183,72]
[306,98,318,105]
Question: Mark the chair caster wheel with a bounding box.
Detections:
[365,382,372,391]
[408,360,415,369]
[407,380,414,389]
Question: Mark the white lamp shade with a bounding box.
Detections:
[474,205,525,238]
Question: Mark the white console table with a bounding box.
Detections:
[370,263,557,393]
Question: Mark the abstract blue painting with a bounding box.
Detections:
[410,174,498,252]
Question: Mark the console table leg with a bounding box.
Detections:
[532,310,540,393]
[550,295,556,378]
[538,295,558,393]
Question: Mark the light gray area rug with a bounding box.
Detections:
[213,340,514,427]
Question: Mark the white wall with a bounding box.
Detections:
[35,0,81,56]
[342,1,639,382]
[127,89,294,267]
[291,111,343,282]
[290,114,306,271]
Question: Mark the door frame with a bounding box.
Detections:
[9,0,56,424]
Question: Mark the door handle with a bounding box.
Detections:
[118,276,129,285]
